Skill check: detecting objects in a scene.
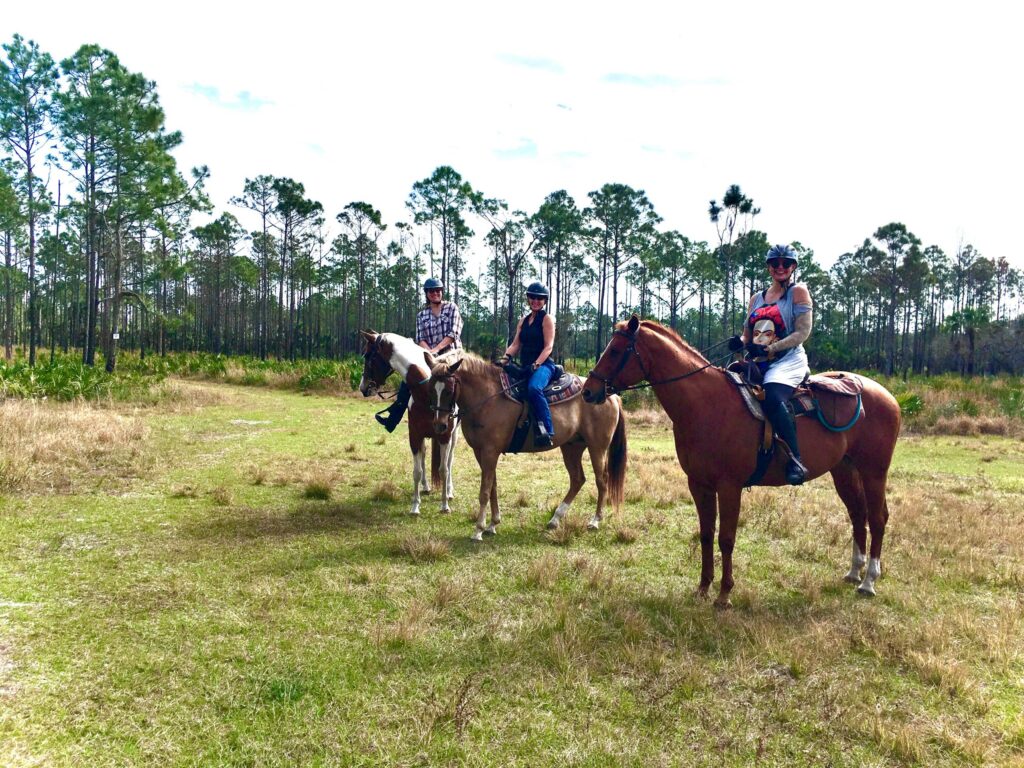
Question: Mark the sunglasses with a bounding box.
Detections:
[768,259,796,269]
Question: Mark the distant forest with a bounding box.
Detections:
[2,35,1021,376]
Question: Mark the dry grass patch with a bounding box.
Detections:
[301,477,333,500]
[209,485,233,506]
[371,481,403,502]
[525,552,562,589]
[546,514,587,546]
[394,533,450,563]
[0,399,149,493]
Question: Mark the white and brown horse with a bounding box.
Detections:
[427,352,628,540]
[359,330,458,516]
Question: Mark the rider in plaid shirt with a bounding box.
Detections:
[376,276,463,432]
[415,289,463,355]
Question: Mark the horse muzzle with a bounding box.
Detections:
[582,385,606,405]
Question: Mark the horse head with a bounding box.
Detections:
[428,354,462,436]
[583,314,646,404]
[358,329,395,397]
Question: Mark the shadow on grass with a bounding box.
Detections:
[179,499,396,542]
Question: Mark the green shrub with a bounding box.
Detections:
[896,392,924,418]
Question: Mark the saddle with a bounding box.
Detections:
[725,364,865,486]
[498,363,583,453]
[497,363,581,405]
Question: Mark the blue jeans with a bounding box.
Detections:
[526,361,556,435]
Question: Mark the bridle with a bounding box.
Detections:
[429,376,460,435]
[589,328,733,396]
[361,337,396,398]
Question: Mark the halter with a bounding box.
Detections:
[362,335,430,398]
[589,328,733,396]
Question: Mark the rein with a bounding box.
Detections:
[590,329,734,395]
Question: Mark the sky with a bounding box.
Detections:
[6,1,1023,273]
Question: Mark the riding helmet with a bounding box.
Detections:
[525,282,549,299]
[765,244,798,266]
[423,277,444,292]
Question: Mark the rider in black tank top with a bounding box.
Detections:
[498,283,557,447]
[518,309,546,368]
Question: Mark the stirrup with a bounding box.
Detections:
[785,457,807,486]
[534,424,554,448]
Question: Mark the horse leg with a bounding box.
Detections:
[586,442,609,531]
[485,474,501,536]
[830,459,869,585]
[445,424,458,502]
[410,439,425,517]
[437,440,451,514]
[688,479,718,600]
[546,443,587,530]
[857,473,890,597]
[714,484,741,609]
[472,448,499,541]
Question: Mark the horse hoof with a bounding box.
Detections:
[546,520,560,530]
[714,597,733,610]
[586,519,600,531]
[843,573,861,584]
[408,509,421,517]
[483,526,497,537]
[694,587,711,601]
[471,531,483,542]
[856,584,876,597]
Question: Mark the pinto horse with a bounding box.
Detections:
[427,352,628,541]
[359,330,459,516]
[582,316,901,606]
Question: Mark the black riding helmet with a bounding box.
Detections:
[525,281,549,300]
[765,244,798,266]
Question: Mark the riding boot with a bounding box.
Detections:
[375,382,411,433]
[534,421,553,448]
[767,400,807,485]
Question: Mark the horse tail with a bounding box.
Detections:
[431,438,442,488]
[607,402,628,511]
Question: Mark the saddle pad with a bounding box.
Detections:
[807,371,863,396]
[725,369,817,422]
[499,371,583,405]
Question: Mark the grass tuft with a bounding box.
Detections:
[395,534,451,563]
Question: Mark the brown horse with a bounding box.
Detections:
[582,316,901,606]
[427,351,628,541]
[359,330,459,516]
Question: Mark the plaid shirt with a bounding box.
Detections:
[415,301,463,351]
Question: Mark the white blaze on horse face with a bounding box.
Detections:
[752,319,777,347]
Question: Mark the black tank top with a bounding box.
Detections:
[518,310,546,368]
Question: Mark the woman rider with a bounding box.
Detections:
[498,282,556,447]
[729,244,813,485]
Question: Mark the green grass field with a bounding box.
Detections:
[1,382,1023,767]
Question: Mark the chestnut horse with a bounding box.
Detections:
[359,331,459,516]
[427,352,628,541]
[582,316,901,606]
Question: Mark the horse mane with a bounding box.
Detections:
[615,318,709,365]
[444,350,503,396]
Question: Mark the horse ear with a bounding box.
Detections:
[627,315,641,334]
[359,329,377,343]
[449,358,463,373]
[423,350,436,367]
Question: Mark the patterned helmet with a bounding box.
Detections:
[765,244,798,266]
[423,277,444,292]
[525,282,549,299]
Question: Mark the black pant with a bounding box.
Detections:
[763,382,800,460]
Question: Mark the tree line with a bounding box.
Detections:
[2,34,1022,377]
